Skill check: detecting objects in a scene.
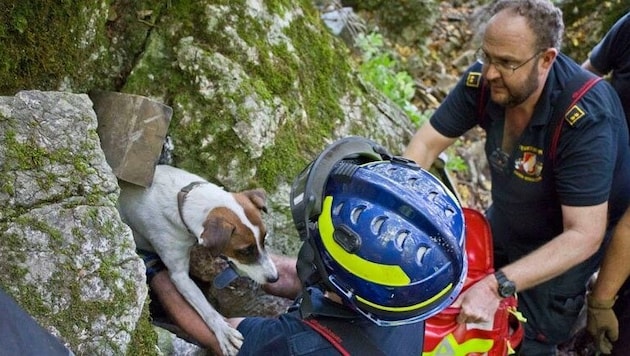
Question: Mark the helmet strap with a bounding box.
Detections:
[295,286,358,320]
[296,242,320,287]
[296,240,340,318]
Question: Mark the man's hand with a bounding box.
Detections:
[586,293,619,354]
[262,254,301,300]
[453,275,501,324]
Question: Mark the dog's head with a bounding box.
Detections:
[200,188,278,284]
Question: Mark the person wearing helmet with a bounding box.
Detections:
[227,136,467,355]
[143,136,467,355]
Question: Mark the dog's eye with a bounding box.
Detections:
[236,245,256,258]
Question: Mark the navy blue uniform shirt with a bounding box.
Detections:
[431,53,630,250]
[589,12,630,125]
[429,52,630,346]
[236,288,425,355]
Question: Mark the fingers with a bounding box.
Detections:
[607,323,620,342]
[455,301,491,324]
[456,310,489,324]
[597,331,614,355]
[586,295,619,354]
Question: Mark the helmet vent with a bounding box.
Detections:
[371,216,387,235]
[416,246,428,265]
[333,201,344,216]
[350,205,366,224]
[395,230,410,250]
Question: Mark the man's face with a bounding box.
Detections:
[480,11,543,108]
[483,53,540,107]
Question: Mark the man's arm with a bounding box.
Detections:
[581,59,606,77]
[455,202,608,323]
[149,270,224,355]
[228,253,299,329]
[403,121,457,169]
[584,206,630,352]
[150,253,300,351]
[591,206,630,301]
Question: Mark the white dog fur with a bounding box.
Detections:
[118,164,278,355]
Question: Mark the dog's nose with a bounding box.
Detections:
[266,274,279,283]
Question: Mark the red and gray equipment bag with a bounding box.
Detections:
[422,208,526,356]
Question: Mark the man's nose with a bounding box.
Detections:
[483,63,502,81]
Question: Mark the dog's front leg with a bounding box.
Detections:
[170,270,243,356]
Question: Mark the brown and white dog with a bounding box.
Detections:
[117,164,278,356]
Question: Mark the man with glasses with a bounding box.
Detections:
[403,0,630,354]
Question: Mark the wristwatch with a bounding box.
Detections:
[494,269,516,298]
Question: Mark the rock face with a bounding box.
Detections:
[1,0,416,255]
[0,91,149,354]
[0,1,417,354]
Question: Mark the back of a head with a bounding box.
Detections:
[290,136,467,326]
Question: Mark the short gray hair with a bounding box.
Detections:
[489,0,564,50]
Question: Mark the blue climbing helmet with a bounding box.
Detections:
[290,136,467,326]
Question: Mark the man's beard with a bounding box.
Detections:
[491,65,540,107]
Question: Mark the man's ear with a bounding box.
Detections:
[541,47,558,70]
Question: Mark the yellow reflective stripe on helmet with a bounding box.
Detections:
[319,196,410,286]
[422,333,494,356]
[357,282,452,312]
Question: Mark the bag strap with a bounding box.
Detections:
[302,317,386,356]
[548,72,602,165]
[291,288,387,356]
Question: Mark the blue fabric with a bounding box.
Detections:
[429,52,630,347]
[589,12,630,126]
[236,288,424,356]
[0,287,73,356]
[137,249,166,284]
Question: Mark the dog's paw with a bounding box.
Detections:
[218,325,243,356]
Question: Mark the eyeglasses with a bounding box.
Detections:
[475,48,544,76]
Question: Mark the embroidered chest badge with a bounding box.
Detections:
[514,145,544,182]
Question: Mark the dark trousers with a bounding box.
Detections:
[487,206,604,355]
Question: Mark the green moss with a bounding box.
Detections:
[0,232,29,281]
[126,298,159,356]
[0,1,107,94]
[123,0,358,191]
[25,210,144,352]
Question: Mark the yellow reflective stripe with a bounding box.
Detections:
[508,305,527,322]
[319,196,410,286]
[507,340,516,355]
[356,282,453,312]
[422,333,494,356]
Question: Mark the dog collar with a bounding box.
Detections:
[177,181,207,238]
[213,259,241,289]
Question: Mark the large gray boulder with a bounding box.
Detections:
[0,91,149,354]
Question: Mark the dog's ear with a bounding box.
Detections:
[201,216,234,257]
[243,188,268,213]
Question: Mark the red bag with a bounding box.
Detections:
[423,208,525,356]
